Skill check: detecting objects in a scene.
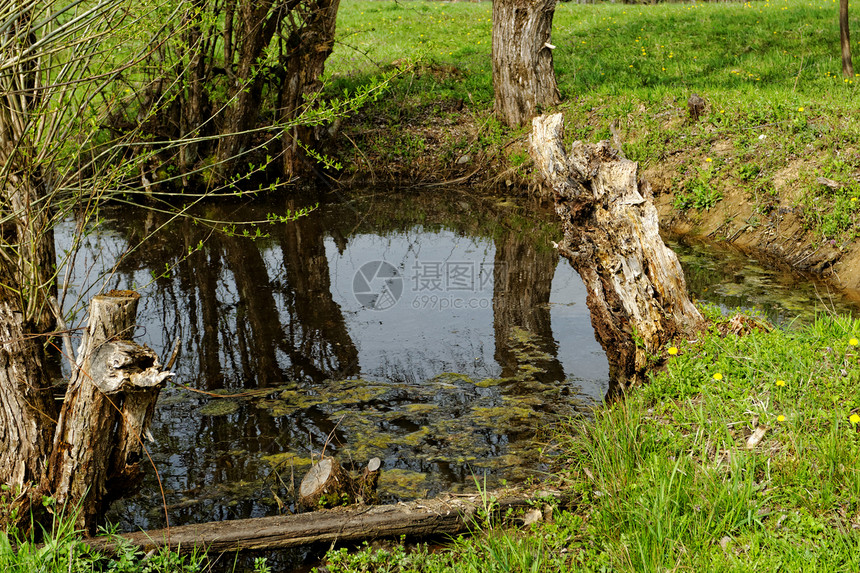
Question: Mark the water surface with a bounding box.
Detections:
[54,190,858,533]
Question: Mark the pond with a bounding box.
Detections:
[55,189,858,536]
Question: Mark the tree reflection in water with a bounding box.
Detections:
[61,192,607,531]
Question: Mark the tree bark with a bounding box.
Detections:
[278,0,341,178]
[0,277,57,490]
[492,0,560,128]
[529,114,703,393]
[841,0,854,77]
[215,0,287,173]
[44,291,171,532]
[88,488,567,554]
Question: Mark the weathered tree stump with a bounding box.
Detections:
[299,456,382,509]
[687,93,706,122]
[529,113,703,394]
[299,457,353,509]
[44,290,172,532]
[355,457,382,505]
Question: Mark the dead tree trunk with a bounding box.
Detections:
[492,0,560,128]
[529,113,703,393]
[44,291,171,533]
[841,0,855,77]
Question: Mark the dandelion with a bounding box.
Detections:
[777,414,786,422]
[851,338,859,346]
[776,379,786,387]
[712,372,723,381]
[668,347,679,356]
[851,413,860,425]
[798,107,804,112]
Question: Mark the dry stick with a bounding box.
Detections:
[48,296,75,370]
[320,415,345,460]
[163,337,181,371]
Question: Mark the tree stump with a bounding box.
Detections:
[355,457,382,505]
[529,113,703,395]
[299,458,354,509]
[44,290,172,532]
[687,93,706,122]
[299,457,382,509]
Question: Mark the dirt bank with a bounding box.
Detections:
[644,162,860,299]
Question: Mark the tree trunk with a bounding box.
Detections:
[841,0,854,77]
[44,291,171,533]
[529,114,703,394]
[278,0,341,178]
[492,0,560,128]
[0,275,57,491]
[215,0,286,174]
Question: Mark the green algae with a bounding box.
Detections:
[379,469,428,498]
[471,406,535,427]
[401,426,431,446]
[261,452,314,469]
[404,403,439,414]
[197,399,239,416]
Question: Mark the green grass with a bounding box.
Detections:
[314,310,860,571]
[0,503,208,572]
[331,0,860,239]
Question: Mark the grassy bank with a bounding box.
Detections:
[330,0,860,242]
[317,309,860,571]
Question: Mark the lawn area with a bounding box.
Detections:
[332,0,855,106]
[330,0,860,242]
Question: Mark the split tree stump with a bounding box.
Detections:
[44,290,172,532]
[299,457,382,509]
[529,113,703,393]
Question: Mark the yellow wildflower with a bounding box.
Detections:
[712,372,723,381]
[777,415,786,422]
[668,347,679,356]
[776,380,786,387]
[851,414,860,425]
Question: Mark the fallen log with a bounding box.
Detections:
[529,113,704,394]
[86,488,567,555]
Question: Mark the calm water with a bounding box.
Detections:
[54,189,858,536]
